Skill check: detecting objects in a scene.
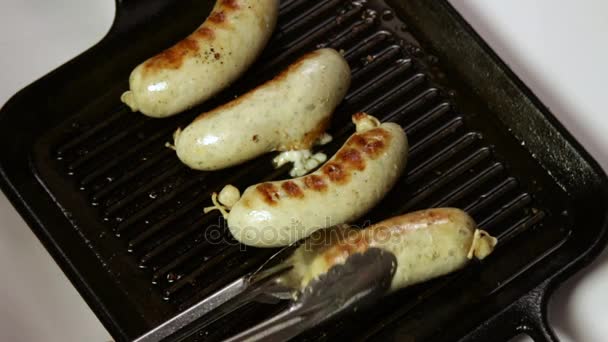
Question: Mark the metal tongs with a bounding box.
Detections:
[135,247,397,342]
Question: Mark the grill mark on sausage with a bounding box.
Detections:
[322,163,348,184]
[353,112,367,121]
[209,11,226,23]
[256,183,280,205]
[222,0,240,10]
[373,209,454,235]
[363,140,385,155]
[318,126,393,185]
[142,0,245,74]
[144,38,200,71]
[194,27,216,40]
[350,135,367,147]
[282,181,304,198]
[304,175,328,192]
[323,235,370,266]
[337,148,365,171]
[349,128,391,158]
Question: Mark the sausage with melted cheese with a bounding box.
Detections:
[208,113,408,247]
[174,48,351,171]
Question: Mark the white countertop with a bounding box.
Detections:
[1,1,607,341]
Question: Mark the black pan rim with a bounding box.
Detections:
[1,0,607,340]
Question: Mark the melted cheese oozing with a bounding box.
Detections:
[273,150,328,177]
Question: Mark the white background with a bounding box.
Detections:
[1,0,607,341]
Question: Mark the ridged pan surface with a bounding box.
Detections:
[18,0,606,341]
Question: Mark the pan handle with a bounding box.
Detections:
[514,285,559,342]
[114,0,172,12]
[110,0,177,36]
[462,280,559,342]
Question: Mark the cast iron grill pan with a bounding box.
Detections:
[0,0,606,341]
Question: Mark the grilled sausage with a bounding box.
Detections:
[206,113,408,247]
[174,48,351,171]
[121,0,279,118]
[284,208,498,290]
